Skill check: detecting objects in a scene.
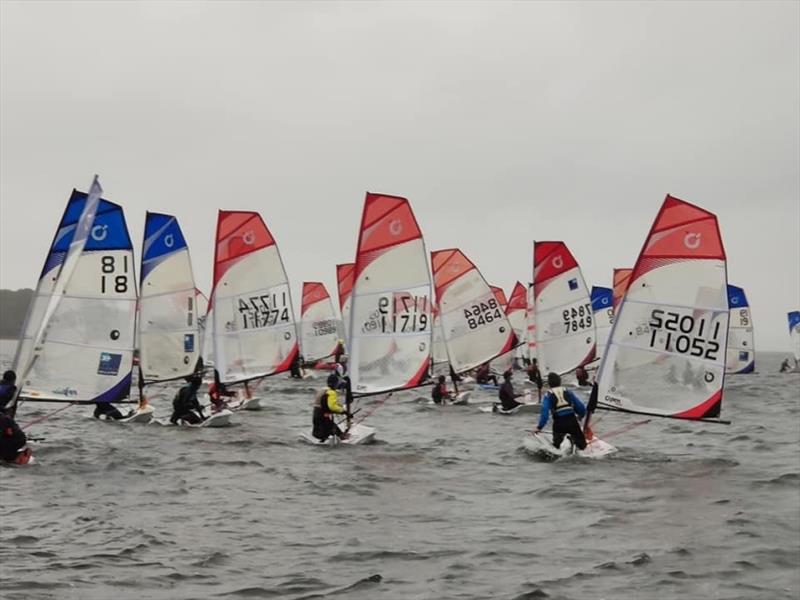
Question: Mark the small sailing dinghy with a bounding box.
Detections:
[302,192,433,444]
[300,281,343,370]
[430,248,518,405]
[725,285,755,374]
[522,431,617,460]
[11,178,139,448]
[210,210,300,412]
[136,212,205,425]
[595,195,732,425]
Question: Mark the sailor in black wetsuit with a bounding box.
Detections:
[171,375,205,425]
[0,370,18,417]
[526,358,543,400]
[312,374,351,442]
[496,370,524,412]
[290,353,304,379]
[93,402,129,420]
[0,411,29,464]
[431,375,453,405]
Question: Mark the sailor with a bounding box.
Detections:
[170,374,205,425]
[93,402,130,420]
[0,410,30,465]
[0,370,18,416]
[334,340,346,365]
[334,355,354,413]
[575,365,590,386]
[335,355,348,379]
[475,362,498,386]
[496,370,524,412]
[431,375,453,405]
[290,353,304,379]
[312,373,351,442]
[780,358,791,373]
[526,358,543,400]
[535,372,588,450]
[208,379,236,412]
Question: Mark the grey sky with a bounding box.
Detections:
[1,1,798,351]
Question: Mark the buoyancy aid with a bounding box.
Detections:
[550,387,573,416]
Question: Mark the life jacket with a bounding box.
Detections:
[0,383,15,411]
[316,388,338,414]
[549,387,573,417]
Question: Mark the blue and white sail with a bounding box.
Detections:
[15,182,137,403]
[585,286,614,370]
[725,285,755,374]
[138,213,200,383]
[789,311,800,364]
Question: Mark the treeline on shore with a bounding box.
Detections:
[0,289,33,339]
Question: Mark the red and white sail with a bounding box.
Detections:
[492,281,528,370]
[336,263,354,347]
[525,283,537,362]
[300,282,341,362]
[533,241,595,375]
[490,286,508,311]
[431,249,517,374]
[210,211,298,384]
[597,195,729,420]
[348,193,432,394]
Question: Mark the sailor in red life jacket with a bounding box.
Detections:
[475,362,498,386]
[535,372,588,450]
[208,380,236,412]
[312,374,352,442]
[431,375,454,405]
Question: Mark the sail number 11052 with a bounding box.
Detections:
[648,309,721,360]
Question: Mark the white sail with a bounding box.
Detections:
[789,312,800,363]
[211,211,299,384]
[533,241,595,375]
[431,249,517,373]
[18,182,137,403]
[597,195,729,420]
[300,282,341,362]
[725,285,755,374]
[349,193,433,395]
[138,213,200,383]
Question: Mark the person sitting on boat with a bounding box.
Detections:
[575,366,590,386]
[290,353,304,379]
[535,372,587,450]
[334,340,346,364]
[0,410,31,465]
[171,374,205,425]
[780,358,792,373]
[475,362,498,386]
[496,370,525,412]
[431,375,454,405]
[312,373,351,442]
[0,370,18,416]
[208,380,236,412]
[93,402,133,420]
[526,359,543,400]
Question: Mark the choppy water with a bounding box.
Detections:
[1,341,798,600]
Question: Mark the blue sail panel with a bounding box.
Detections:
[590,286,613,312]
[141,212,188,280]
[726,285,749,309]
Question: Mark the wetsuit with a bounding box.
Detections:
[0,382,17,416]
[449,365,462,384]
[431,382,449,405]
[498,380,523,411]
[475,365,498,386]
[537,387,587,450]
[0,413,27,463]
[290,355,303,379]
[333,343,345,365]
[93,402,126,420]
[527,365,543,397]
[312,388,348,441]
[171,381,204,425]
[575,367,589,386]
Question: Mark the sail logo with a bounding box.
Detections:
[242,230,255,245]
[731,296,739,305]
[683,232,701,250]
[184,334,195,352]
[165,234,175,248]
[389,219,403,236]
[91,224,108,242]
[568,278,578,291]
[97,352,122,376]
[552,256,563,269]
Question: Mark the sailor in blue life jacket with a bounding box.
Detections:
[496,370,524,412]
[171,374,205,425]
[431,375,454,405]
[535,372,588,450]
[0,370,18,416]
[312,373,352,442]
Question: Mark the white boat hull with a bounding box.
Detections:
[522,432,616,459]
[299,423,376,446]
[229,396,262,411]
[479,402,540,415]
[120,405,155,424]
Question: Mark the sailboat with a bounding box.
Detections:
[430,248,518,404]
[725,285,755,374]
[787,312,800,371]
[583,286,614,371]
[532,241,596,378]
[300,281,342,371]
[12,179,138,430]
[137,212,222,425]
[492,281,528,372]
[302,192,433,445]
[209,210,299,411]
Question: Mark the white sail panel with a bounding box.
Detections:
[725,285,755,374]
[597,195,729,420]
[432,249,517,373]
[138,213,200,382]
[349,193,432,395]
[533,241,595,375]
[211,211,299,384]
[21,190,137,402]
[300,281,341,362]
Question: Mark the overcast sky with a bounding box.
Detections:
[1,1,798,351]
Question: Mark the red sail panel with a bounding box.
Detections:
[431,248,475,298]
[506,281,527,315]
[355,192,423,278]
[490,286,508,309]
[213,211,275,290]
[301,281,330,317]
[612,268,633,312]
[336,263,355,311]
[533,241,579,300]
